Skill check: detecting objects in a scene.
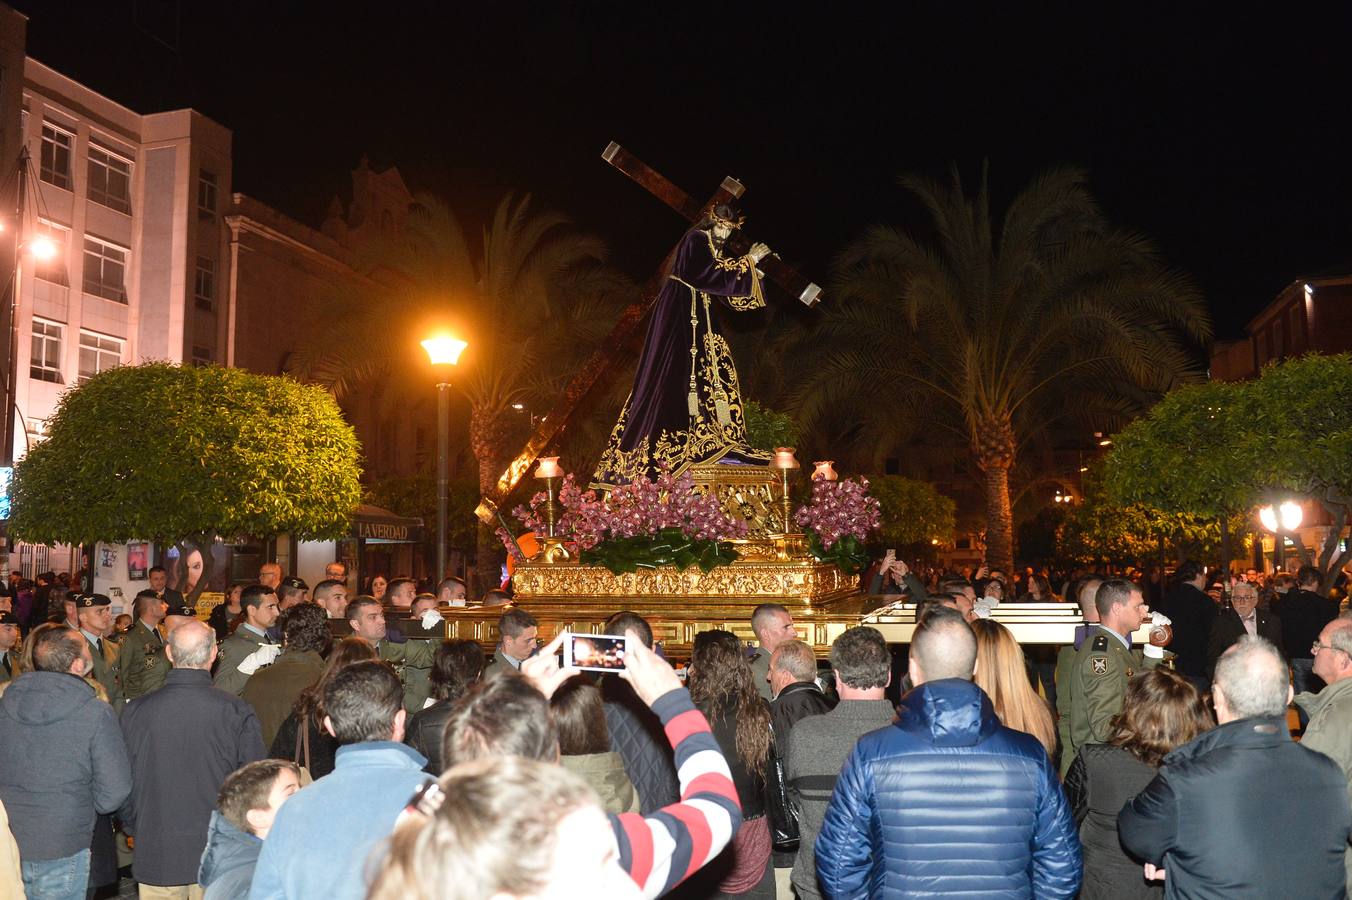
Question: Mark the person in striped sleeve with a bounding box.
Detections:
[373,630,742,899]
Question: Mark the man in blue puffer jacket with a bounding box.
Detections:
[815,609,1081,899]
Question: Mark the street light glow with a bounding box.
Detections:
[421,335,467,366]
[1258,500,1303,532]
[28,235,57,262]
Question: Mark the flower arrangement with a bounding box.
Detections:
[508,469,747,575]
[794,477,881,574]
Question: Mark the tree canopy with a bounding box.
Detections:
[11,363,362,545]
[1105,354,1352,586]
[870,475,956,548]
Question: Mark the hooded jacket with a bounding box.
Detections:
[0,671,132,860]
[199,810,263,900]
[1120,714,1352,899]
[815,678,1081,899]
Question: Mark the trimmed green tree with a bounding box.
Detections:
[1105,354,1352,590]
[870,475,956,549]
[11,363,362,558]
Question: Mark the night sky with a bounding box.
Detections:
[15,2,1352,339]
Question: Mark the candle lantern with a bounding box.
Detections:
[772,447,800,534]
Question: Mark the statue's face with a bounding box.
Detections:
[712,223,732,241]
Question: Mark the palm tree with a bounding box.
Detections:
[289,193,633,589]
[798,165,1211,572]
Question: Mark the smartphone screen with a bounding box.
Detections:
[565,633,629,671]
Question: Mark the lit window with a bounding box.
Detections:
[77,331,122,382]
[32,220,69,285]
[194,256,214,311]
[82,235,128,303]
[40,123,72,189]
[87,145,132,214]
[29,319,63,383]
[191,345,212,367]
[197,169,217,220]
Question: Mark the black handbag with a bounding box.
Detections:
[765,730,801,852]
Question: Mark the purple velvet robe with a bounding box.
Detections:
[591,228,772,488]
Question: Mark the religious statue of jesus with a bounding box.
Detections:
[591,203,774,489]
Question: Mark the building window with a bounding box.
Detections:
[32,220,69,285]
[87,145,132,214]
[194,256,215,311]
[197,169,217,220]
[191,345,212,367]
[82,235,128,302]
[77,331,122,382]
[29,319,62,383]
[40,123,72,189]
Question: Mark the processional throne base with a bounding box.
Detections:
[445,462,868,657]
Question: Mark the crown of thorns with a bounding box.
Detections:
[709,211,745,230]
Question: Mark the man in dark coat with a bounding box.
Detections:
[1155,560,1217,689]
[768,639,835,886]
[1120,635,1351,898]
[1206,580,1282,678]
[1275,564,1339,722]
[120,620,266,895]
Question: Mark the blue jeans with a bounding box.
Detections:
[21,848,90,900]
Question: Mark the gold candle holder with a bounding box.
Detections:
[771,447,800,535]
[534,457,571,563]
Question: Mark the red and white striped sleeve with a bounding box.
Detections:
[610,687,742,898]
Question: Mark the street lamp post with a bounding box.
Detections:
[421,335,468,584]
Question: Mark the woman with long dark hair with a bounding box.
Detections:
[1064,668,1213,899]
[404,640,485,774]
[685,628,774,898]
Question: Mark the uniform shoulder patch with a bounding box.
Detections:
[1091,634,1109,651]
[1091,656,1109,675]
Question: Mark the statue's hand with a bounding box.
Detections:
[749,242,771,263]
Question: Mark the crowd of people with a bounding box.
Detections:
[0,557,1351,899]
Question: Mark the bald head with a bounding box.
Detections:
[1077,577,1103,621]
[909,609,977,684]
[166,620,217,670]
[1213,635,1290,723]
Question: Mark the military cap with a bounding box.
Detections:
[0,611,18,626]
[280,576,308,592]
[165,604,198,619]
[78,593,111,608]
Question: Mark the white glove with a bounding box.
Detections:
[1150,611,1172,627]
[238,643,282,675]
[1142,643,1165,659]
[983,594,1001,608]
[972,600,995,619]
[419,610,443,630]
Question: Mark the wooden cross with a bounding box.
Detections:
[474,143,822,523]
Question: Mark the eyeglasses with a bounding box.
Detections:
[1312,641,1350,657]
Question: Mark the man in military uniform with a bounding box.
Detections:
[0,611,19,683]
[119,592,203,699]
[345,595,438,712]
[1061,578,1171,776]
[214,584,282,695]
[76,592,124,710]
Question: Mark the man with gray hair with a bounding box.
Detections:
[1120,635,1351,897]
[817,610,1081,898]
[120,620,266,898]
[767,639,833,892]
[1294,615,1352,888]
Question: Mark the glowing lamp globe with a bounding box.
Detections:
[28,235,57,262]
[421,336,468,367]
